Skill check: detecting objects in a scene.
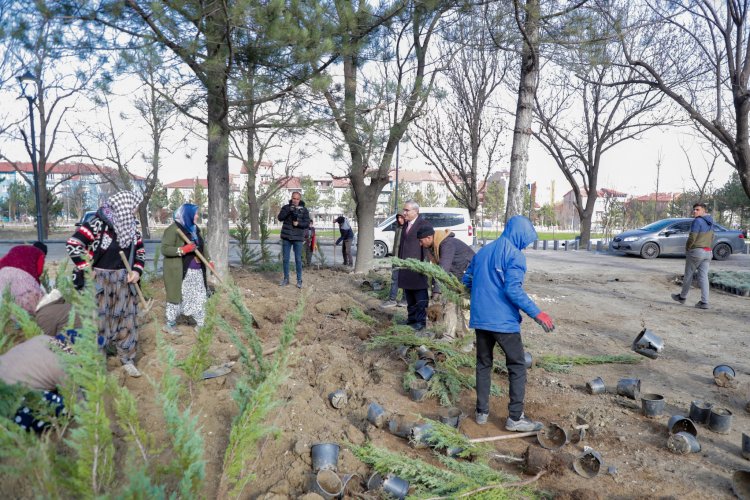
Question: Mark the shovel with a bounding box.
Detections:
[118,250,154,316]
[175,228,224,284]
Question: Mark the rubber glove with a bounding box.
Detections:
[179,243,197,255]
[534,312,555,332]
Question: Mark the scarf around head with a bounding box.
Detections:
[431,229,451,263]
[0,245,45,283]
[98,190,143,248]
[174,203,199,242]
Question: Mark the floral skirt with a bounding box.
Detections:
[95,268,138,365]
[166,269,207,327]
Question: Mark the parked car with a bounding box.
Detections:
[372,207,474,258]
[75,210,97,227]
[610,218,745,260]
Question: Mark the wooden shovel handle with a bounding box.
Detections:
[118,250,148,308]
[468,430,539,443]
[175,227,223,284]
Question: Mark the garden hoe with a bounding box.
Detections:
[118,250,154,318]
[175,228,224,284]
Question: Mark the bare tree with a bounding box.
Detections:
[533,43,667,245]
[605,0,750,199]
[0,2,96,238]
[318,0,450,272]
[411,5,509,221]
[679,138,720,203]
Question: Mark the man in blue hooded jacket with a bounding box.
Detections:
[462,215,555,432]
[671,202,714,309]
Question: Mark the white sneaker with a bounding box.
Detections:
[505,414,543,432]
[123,363,142,378]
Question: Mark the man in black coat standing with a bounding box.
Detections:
[278,191,311,288]
[397,200,433,331]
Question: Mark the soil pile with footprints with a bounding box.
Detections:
[4,251,750,498]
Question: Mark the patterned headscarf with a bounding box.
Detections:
[0,245,45,283]
[99,190,143,248]
[174,203,199,242]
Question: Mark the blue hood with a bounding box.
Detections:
[501,215,538,250]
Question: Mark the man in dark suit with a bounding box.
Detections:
[397,200,433,331]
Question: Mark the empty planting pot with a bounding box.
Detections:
[438,407,462,428]
[616,378,641,400]
[415,363,435,381]
[537,423,568,450]
[367,402,388,428]
[340,473,363,497]
[410,423,434,449]
[409,380,429,402]
[586,377,606,395]
[733,470,750,500]
[667,415,698,436]
[713,364,736,378]
[713,364,736,386]
[632,328,664,359]
[524,352,533,369]
[310,469,344,499]
[744,433,750,460]
[328,390,348,409]
[311,443,340,472]
[573,448,604,478]
[641,393,666,418]
[367,473,410,500]
[388,415,417,438]
[708,407,733,434]
[667,432,701,455]
[445,446,464,458]
[416,345,436,363]
[688,400,713,425]
[414,358,435,370]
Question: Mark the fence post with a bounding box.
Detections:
[553,240,559,250]
[543,240,548,250]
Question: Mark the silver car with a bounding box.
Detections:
[610,218,746,260]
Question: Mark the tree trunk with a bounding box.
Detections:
[505,0,540,223]
[246,172,260,239]
[39,173,49,240]
[138,203,150,239]
[206,89,230,274]
[353,187,379,273]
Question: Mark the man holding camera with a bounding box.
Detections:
[278,191,311,288]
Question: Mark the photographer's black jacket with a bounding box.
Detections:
[278,200,311,241]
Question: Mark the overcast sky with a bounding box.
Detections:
[1,78,736,203]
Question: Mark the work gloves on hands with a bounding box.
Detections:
[178,243,196,256]
[534,312,555,333]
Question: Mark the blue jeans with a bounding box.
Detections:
[388,269,400,300]
[282,239,303,282]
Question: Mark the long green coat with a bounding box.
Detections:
[161,222,210,304]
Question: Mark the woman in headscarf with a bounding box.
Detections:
[0,245,45,314]
[161,203,212,334]
[66,190,145,378]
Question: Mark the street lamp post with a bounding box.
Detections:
[17,70,43,242]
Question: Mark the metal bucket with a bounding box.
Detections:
[707,407,733,434]
[616,378,641,400]
[438,407,462,428]
[743,433,750,460]
[367,402,388,428]
[537,423,568,450]
[667,415,698,436]
[311,443,340,472]
[573,448,604,478]
[586,377,606,395]
[310,469,344,499]
[732,470,750,500]
[632,328,664,359]
[328,390,348,409]
[667,432,701,455]
[688,400,713,425]
[641,393,666,418]
[409,380,429,402]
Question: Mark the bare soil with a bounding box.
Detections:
[8,250,750,498]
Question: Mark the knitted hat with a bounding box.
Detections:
[416,226,435,239]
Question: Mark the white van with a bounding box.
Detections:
[373,207,474,258]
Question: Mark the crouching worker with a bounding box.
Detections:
[463,215,555,431]
[161,203,212,334]
[417,226,475,341]
[0,330,80,433]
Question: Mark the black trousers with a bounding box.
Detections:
[475,329,526,420]
[342,239,353,265]
[403,288,428,329]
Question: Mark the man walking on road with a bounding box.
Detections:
[398,200,432,331]
[672,202,714,309]
[463,215,555,432]
[277,191,311,288]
